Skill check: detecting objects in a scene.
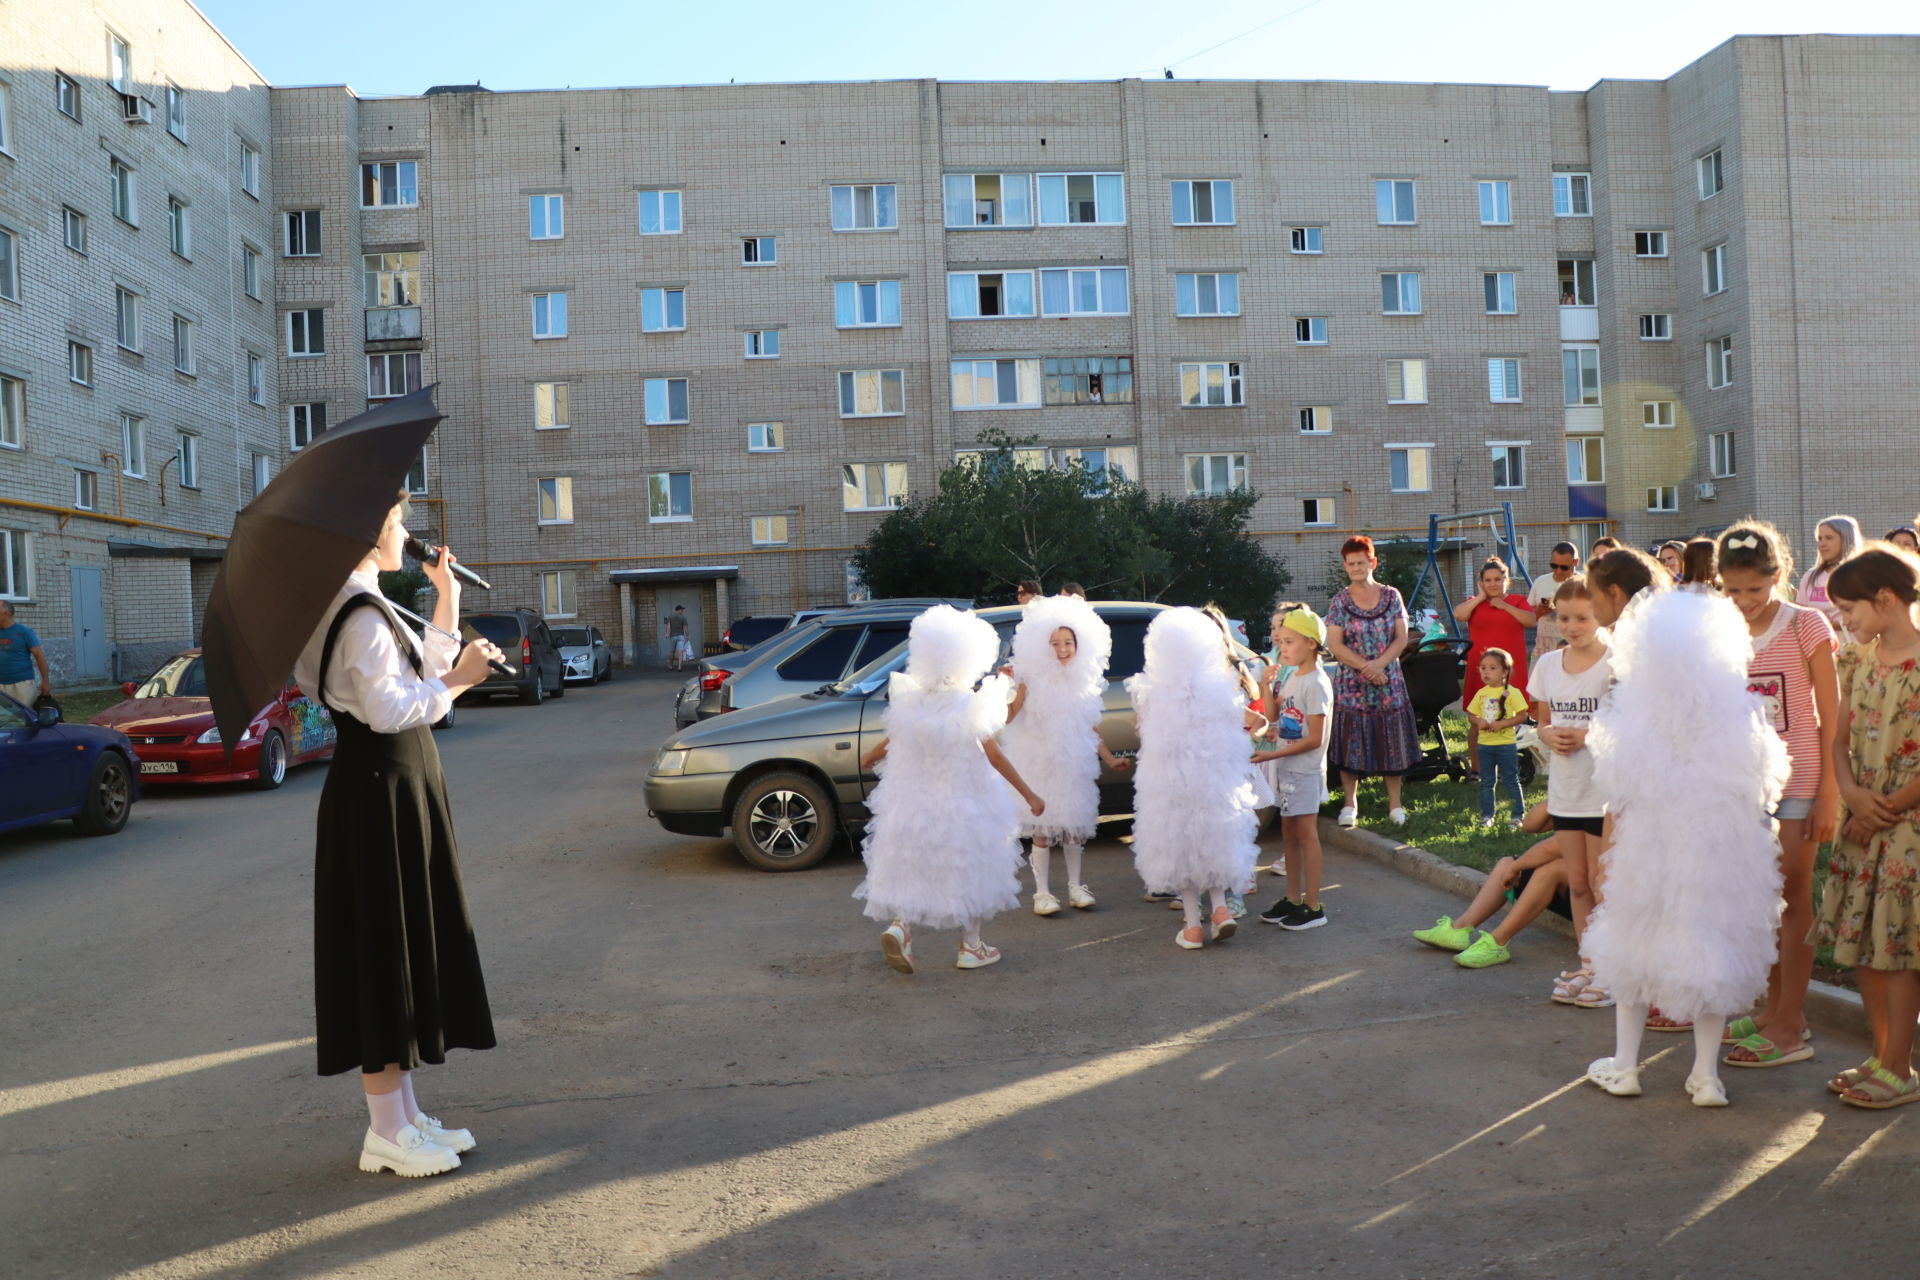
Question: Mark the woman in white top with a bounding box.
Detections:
[292,498,505,1178]
[1796,515,1862,639]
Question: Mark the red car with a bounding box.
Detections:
[90,648,337,789]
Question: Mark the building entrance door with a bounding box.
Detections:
[655,587,703,668]
[70,567,107,680]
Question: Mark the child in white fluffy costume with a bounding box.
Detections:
[1001,595,1131,915]
[854,605,1045,974]
[1127,607,1275,950]
[1583,587,1789,1106]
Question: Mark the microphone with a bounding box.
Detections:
[406,537,492,591]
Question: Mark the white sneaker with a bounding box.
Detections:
[1685,1074,1730,1107]
[1067,883,1096,909]
[1389,807,1409,826]
[359,1124,460,1177]
[1336,805,1358,828]
[956,941,1002,970]
[881,924,914,974]
[414,1113,476,1153]
[1585,1057,1643,1097]
[1032,891,1062,916]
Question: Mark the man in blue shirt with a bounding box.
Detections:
[0,600,51,706]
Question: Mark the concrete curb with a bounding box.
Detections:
[1317,817,1871,1042]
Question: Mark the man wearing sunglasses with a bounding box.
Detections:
[1528,542,1582,664]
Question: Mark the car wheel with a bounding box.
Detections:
[597,660,611,683]
[434,703,456,730]
[251,730,288,790]
[520,678,544,706]
[731,771,836,872]
[74,753,134,836]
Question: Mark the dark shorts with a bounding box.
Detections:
[1550,814,1605,836]
[1511,865,1574,916]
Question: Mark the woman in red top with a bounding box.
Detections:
[1453,558,1534,775]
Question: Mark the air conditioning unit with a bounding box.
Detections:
[1696,481,1718,500]
[121,93,155,124]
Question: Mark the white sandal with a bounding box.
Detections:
[1551,969,1591,1005]
[1586,1057,1642,1096]
[1685,1073,1729,1107]
[1574,982,1615,1009]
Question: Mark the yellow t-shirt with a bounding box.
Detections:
[1469,685,1529,746]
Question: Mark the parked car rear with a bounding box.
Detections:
[723,615,791,652]
[459,609,566,705]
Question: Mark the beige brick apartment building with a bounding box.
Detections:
[5,8,1918,672]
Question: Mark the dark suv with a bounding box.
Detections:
[459,609,566,705]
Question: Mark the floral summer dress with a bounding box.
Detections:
[1814,642,1920,970]
[1327,584,1422,777]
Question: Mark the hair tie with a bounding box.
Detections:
[1724,533,1762,550]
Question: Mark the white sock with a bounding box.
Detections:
[1614,1002,1648,1069]
[365,1086,408,1142]
[1180,889,1202,930]
[399,1071,421,1123]
[1029,841,1052,896]
[1210,886,1233,916]
[1692,1016,1728,1081]
[962,920,983,950]
[1063,842,1084,888]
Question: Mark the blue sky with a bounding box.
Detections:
[196,0,1914,97]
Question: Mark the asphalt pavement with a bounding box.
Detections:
[3,670,1915,1279]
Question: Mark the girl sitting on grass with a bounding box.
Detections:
[1412,802,1567,968]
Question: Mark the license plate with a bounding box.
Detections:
[140,761,180,774]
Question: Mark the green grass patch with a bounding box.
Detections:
[52,688,130,724]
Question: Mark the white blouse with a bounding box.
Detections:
[293,567,459,734]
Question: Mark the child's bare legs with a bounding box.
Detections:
[1876,972,1920,1081]
[1281,814,1322,908]
[1384,773,1405,813]
[1029,837,1052,896]
[1728,827,1816,1059]
[1857,969,1893,1066]
[1559,829,1596,944]
[1340,770,1361,810]
[1488,859,1567,946]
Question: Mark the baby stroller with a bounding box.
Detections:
[1397,637,1474,784]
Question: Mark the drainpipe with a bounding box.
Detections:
[158,452,177,507]
[100,451,125,517]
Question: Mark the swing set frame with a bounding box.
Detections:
[1404,501,1535,640]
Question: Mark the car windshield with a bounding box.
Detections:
[463,616,521,647]
[551,627,592,647]
[134,653,208,699]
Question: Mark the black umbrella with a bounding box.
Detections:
[201,388,443,751]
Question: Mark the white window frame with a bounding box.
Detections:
[1710,430,1738,479]
[529,193,564,240]
[638,189,683,235]
[289,402,326,450]
[1175,273,1240,318]
[0,80,14,155]
[829,184,896,232]
[834,279,903,328]
[841,461,909,512]
[1386,357,1429,405]
[1558,259,1596,307]
[68,342,93,387]
[171,314,194,374]
[1562,347,1601,406]
[1289,226,1323,254]
[1638,313,1673,341]
[540,569,578,619]
[168,197,191,258]
[946,270,1035,319]
[1487,358,1522,403]
[1043,356,1133,406]
[647,472,692,524]
[750,515,789,546]
[285,308,324,357]
[640,286,686,333]
[951,358,1041,410]
[1375,179,1417,225]
[1171,179,1235,227]
[75,469,99,511]
[1698,149,1725,200]
[1298,406,1332,436]
[360,161,418,209]
[114,287,140,351]
[1489,441,1526,491]
[531,291,568,340]
[110,158,136,225]
[644,377,690,425]
[537,476,574,525]
[0,527,30,599]
[1642,400,1676,429]
[1295,316,1328,346]
[1552,172,1592,217]
[1483,271,1517,315]
[405,449,429,497]
[367,351,421,399]
[1566,436,1605,485]
[1702,243,1728,296]
[533,382,569,430]
[1036,173,1125,226]
[164,84,185,141]
[177,432,199,489]
[1038,267,1130,317]
[240,144,260,198]
[363,253,419,309]
[1633,230,1669,258]
[1707,335,1734,389]
[242,243,261,299]
[284,209,320,257]
[0,373,22,448]
[246,352,265,404]
[1184,453,1248,497]
[1381,272,1422,315]
[1478,180,1512,226]
[109,33,132,93]
[1387,444,1434,493]
[1179,361,1244,409]
[1302,496,1337,527]
[57,72,81,123]
[944,173,1034,228]
[747,421,784,452]
[250,451,272,498]
[0,227,15,301]
[741,235,775,265]
[1646,485,1678,513]
[744,329,780,359]
[63,207,88,254]
[838,369,904,418]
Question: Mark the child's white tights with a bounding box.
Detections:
[1614,1003,1730,1082]
[1029,839,1085,896]
[961,919,983,950]
[1178,887,1233,929]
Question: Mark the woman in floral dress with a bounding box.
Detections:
[1326,536,1423,828]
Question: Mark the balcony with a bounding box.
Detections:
[1559,306,1600,342]
[366,307,422,342]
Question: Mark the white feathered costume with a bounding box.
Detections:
[1583,588,1789,1018]
[853,605,1027,930]
[999,595,1112,845]
[1126,608,1273,895]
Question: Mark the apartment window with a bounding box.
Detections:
[368,351,422,399]
[68,342,93,386]
[1646,485,1678,513]
[957,447,1048,475]
[0,228,15,300]
[835,280,902,327]
[1388,445,1433,493]
[838,369,904,418]
[164,84,185,141]
[528,193,564,240]
[247,353,265,404]
[1698,149,1725,200]
[402,450,428,497]
[1289,226,1323,254]
[1175,273,1240,317]
[1381,273,1422,315]
[1557,259,1595,306]
[1185,453,1248,496]
[1562,348,1600,405]
[1634,230,1669,258]
[1638,313,1673,341]
[747,421,784,452]
[1566,437,1604,484]
[284,209,320,257]
[947,270,1035,319]
[952,358,1040,409]
[1180,362,1244,408]
[1643,400,1676,429]
[640,287,686,333]
[1375,179,1416,225]
[361,161,418,208]
[638,189,682,235]
[741,235,775,265]
[536,477,573,524]
[842,461,909,511]
[541,570,577,618]
[1478,180,1512,226]
[286,308,324,356]
[1037,173,1124,225]
[240,145,260,198]
[1702,243,1728,296]
[289,402,326,450]
[744,330,780,359]
[1487,358,1522,403]
[1298,406,1331,435]
[1043,356,1132,406]
[643,377,690,425]
[1553,172,1592,217]
[648,472,692,523]
[532,381,570,430]
[751,515,789,546]
[0,81,12,154]
[1386,358,1428,404]
[531,292,567,339]
[167,198,191,258]
[109,34,132,92]
[1490,443,1525,490]
[830,184,894,231]
[110,158,136,224]
[177,432,198,488]
[1171,180,1234,226]
[63,207,88,254]
[242,244,262,299]
[75,470,99,511]
[1056,446,1137,487]
[1711,430,1738,478]
[57,72,81,122]
[1295,317,1328,345]
[1707,335,1734,389]
[115,287,140,350]
[250,452,271,498]
[1483,272,1517,315]
[0,528,27,598]
[360,254,419,309]
[1303,497,1336,527]
[171,315,194,374]
[0,374,21,447]
[944,174,1033,227]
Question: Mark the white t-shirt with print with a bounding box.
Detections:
[1525,643,1613,819]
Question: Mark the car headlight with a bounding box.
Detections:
[651,748,689,776]
[196,726,221,744]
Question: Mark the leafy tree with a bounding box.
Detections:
[379,568,427,614]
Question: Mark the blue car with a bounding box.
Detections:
[0,690,140,836]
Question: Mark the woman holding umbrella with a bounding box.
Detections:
[291,497,506,1177]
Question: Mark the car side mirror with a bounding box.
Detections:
[37,704,63,728]
[121,681,137,697]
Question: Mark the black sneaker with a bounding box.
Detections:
[1260,898,1300,925]
[1279,904,1328,931]
[1142,889,1179,903]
